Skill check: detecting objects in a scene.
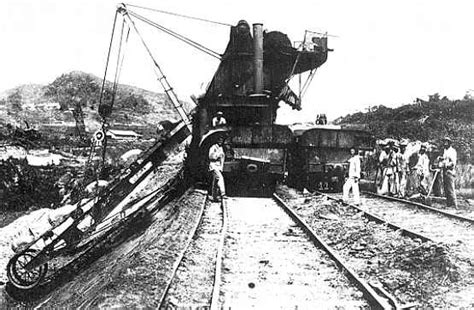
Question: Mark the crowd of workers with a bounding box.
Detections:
[343,136,458,208]
[378,137,457,206]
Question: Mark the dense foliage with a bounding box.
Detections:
[336,95,473,163]
[44,71,152,117]
[0,158,61,210]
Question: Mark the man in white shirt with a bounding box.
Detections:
[209,137,226,201]
[439,137,457,207]
[343,146,361,205]
[212,111,227,128]
[414,143,430,194]
[397,140,410,197]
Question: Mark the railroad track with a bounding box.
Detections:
[276,186,469,308]
[357,192,474,262]
[213,195,392,309]
[322,191,473,261]
[160,197,224,308]
[363,191,474,224]
[117,187,471,309]
[317,192,434,243]
[158,194,398,309]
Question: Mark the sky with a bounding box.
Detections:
[1,0,473,123]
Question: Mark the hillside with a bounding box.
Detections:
[0,71,187,136]
[335,95,473,164]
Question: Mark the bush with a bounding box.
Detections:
[336,95,473,164]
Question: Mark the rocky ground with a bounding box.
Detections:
[162,200,223,308]
[276,185,471,308]
[355,193,474,262]
[218,197,369,309]
[0,210,31,229]
[431,198,474,219]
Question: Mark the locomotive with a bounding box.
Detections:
[187,20,330,196]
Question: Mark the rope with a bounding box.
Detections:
[128,10,221,60]
[306,29,338,38]
[124,3,232,27]
[74,10,129,215]
[110,17,130,113]
[100,16,131,173]
[120,8,192,128]
[108,18,125,113]
[98,10,118,113]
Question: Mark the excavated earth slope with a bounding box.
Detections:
[0,155,197,307]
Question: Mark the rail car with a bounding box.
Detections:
[289,126,375,192]
[187,20,330,195]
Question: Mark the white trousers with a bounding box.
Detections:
[210,168,226,197]
[343,177,360,204]
[398,172,407,197]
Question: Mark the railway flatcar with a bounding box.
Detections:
[289,125,375,192]
[187,20,330,196]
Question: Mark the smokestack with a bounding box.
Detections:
[253,23,263,94]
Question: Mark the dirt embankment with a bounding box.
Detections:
[36,189,205,308]
[0,187,205,308]
[0,150,192,306]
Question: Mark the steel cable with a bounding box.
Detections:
[128,10,222,60]
[124,3,232,27]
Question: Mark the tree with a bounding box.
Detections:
[7,90,23,111]
[428,93,440,102]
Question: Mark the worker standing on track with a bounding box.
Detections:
[209,136,227,201]
[379,140,397,196]
[343,146,361,205]
[377,141,389,193]
[391,141,401,196]
[439,137,457,207]
[413,143,430,195]
[397,139,409,198]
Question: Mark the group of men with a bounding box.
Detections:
[377,137,458,207]
[343,136,458,208]
[377,139,414,198]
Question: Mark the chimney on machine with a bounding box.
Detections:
[253,23,264,94]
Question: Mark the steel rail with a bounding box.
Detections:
[209,199,227,310]
[315,191,435,243]
[272,194,391,310]
[156,190,208,308]
[362,191,474,224]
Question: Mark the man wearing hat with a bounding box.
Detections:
[212,111,227,128]
[439,137,457,207]
[392,141,402,195]
[397,140,410,197]
[413,143,430,194]
[379,140,398,195]
[209,136,227,201]
[343,146,361,205]
[377,140,389,192]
